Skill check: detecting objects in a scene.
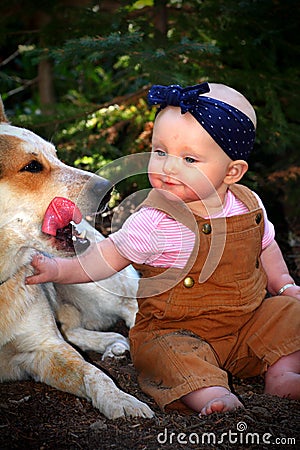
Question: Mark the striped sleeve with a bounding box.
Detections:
[109,207,171,264]
[109,207,195,267]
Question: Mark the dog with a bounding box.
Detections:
[0,97,154,419]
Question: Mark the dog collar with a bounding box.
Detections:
[0,277,10,286]
[0,272,16,286]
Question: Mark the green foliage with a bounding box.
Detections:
[0,0,299,189]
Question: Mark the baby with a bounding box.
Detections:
[27,82,300,416]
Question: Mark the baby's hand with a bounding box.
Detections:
[26,253,59,285]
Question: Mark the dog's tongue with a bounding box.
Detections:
[42,197,82,236]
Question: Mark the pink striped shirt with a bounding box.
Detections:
[109,189,275,268]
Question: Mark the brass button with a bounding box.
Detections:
[255,213,262,224]
[183,276,195,288]
[202,223,212,234]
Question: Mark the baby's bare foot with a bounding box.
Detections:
[200,393,243,416]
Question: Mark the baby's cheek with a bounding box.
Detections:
[148,173,161,189]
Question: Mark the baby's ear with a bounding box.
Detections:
[224,160,248,184]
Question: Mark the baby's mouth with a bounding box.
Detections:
[161,175,181,185]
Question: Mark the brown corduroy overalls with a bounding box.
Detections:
[129,184,300,412]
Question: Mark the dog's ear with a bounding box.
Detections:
[0,96,9,123]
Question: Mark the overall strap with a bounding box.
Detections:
[229,184,260,211]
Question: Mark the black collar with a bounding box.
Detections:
[0,275,12,286]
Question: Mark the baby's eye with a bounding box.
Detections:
[184,156,197,164]
[154,149,166,157]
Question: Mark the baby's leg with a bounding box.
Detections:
[264,350,300,399]
[182,386,243,416]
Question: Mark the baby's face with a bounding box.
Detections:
[148,106,232,206]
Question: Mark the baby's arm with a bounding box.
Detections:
[260,240,300,299]
[26,238,131,285]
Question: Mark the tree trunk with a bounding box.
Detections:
[154,0,168,36]
[38,58,55,115]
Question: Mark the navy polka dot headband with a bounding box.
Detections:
[148,82,255,161]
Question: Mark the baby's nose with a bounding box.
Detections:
[163,155,180,174]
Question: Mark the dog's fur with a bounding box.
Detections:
[0,98,153,419]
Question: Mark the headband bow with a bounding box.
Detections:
[148,82,255,161]
[149,83,210,113]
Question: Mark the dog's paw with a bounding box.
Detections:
[85,365,155,419]
[103,393,155,419]
[101,339,130,360]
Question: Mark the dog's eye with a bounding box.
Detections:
[20,160,44,173]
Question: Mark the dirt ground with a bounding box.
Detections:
[0,322,299,450]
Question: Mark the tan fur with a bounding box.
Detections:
[0,98,154,419]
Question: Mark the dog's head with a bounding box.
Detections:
[0,97,112,280]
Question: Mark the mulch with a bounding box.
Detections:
[0,335,299,450]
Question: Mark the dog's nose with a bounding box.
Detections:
[91,177,113,197]
[85,176,113,210]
